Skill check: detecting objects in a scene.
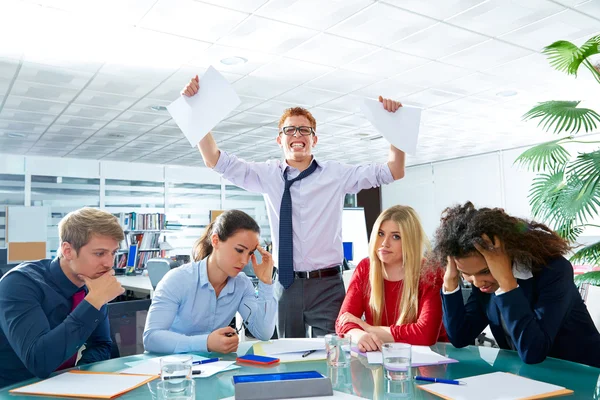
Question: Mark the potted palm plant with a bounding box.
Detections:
[515,35,600,288]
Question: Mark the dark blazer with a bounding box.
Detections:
[442,256,600,368]
[0,258,111,388]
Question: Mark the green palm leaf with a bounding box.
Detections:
[543,36,600,79]
[574,271,600,287]
[555,221,583,242]
[553,174,600,227]
[523,101,600,134]
[543,40,580,75]
[568,150,600,195]
[571,241,600,266]
[528,171,565,221]
[514,137,570,172]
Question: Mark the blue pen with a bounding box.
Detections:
[415,376,464,385]
[193,357,220,365]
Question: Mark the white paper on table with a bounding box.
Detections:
[10,371,153,398]
[364,346,455,366]
[254,338,325,355]
[366,351,383,364]
[359,98,421,155]
[193,361,239,378]
[274,350,328,363]
[478,346,500,366]
[120,356,239,377]
[167,65,241,147]
[222,390,367,400]
[418,372,571,400]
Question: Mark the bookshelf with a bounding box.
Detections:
[114,212,169,270]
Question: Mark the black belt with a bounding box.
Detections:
[294,266,341,279]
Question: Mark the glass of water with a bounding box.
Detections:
[325,333,351,368]
[382,343,411,382]
[160,355,193,399]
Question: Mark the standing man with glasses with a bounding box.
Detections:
[182,76,406,338]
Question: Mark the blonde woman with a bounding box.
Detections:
[335,206,447,352]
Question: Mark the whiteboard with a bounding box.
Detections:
[7,206,48,242]
[342,208,369,264]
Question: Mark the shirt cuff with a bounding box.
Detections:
[257,280,274,298]
[442,286,460,295]
[495,284,519,296]
[74,300,105,327]
[212,150,229,174]
[193,334,209,353]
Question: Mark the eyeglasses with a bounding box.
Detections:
[227,304,252,337]
[280,126,315,136]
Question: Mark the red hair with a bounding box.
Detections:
[278,107,317,131]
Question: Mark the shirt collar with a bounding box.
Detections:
[49,257,82,298]
[513,263,533,280]
[198,257,236,296]
[281,157,319,177]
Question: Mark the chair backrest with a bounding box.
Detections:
[107,299,152,358]
[146,258,173,290]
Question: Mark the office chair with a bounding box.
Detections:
[146,258,177,290]
[107,299,152,358]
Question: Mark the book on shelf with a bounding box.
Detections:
[117,212,166,231]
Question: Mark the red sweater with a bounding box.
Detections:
[336,258,448,345]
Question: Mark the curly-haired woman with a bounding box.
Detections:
[432,201,600,367]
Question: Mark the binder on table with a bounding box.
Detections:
[9,370,156,399]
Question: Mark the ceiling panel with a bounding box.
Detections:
[329,2,437,46]
[441,39,533,68]
[381,0,487,20]
[389,23,488,58]
[256,0,374,30]
[446,0,565,38]
[344,49,430,78]
[499,10,600,50]
[286,34,379,68]
[138,0,248,43]
[217,16,318,53]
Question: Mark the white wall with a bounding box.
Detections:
[382,139,600,245]
[382,148,537,239]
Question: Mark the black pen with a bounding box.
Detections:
[302,350,317,358]
[163,371,202,380]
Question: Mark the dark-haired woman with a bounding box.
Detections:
[433,201,600,367]
[143,210,276,354]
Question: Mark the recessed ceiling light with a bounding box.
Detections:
[220,56,248,66]
[107,133,126,138]
[496,90,518,97]
[7,133,25,138]
[149,105,168,112]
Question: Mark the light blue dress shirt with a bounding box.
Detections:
[143,258,277,354]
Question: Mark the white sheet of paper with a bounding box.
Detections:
[222,390,367,400]
[274,350,328,363]
[167,65,241,147]
[10,371,152,398]
[364,346,454,366]
[254,338,325,355]
[120,356,238,377]
[359,98,421,155]
[419,372,569,400]
[478,346,500,366]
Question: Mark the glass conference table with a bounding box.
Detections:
[1,342,599,399]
